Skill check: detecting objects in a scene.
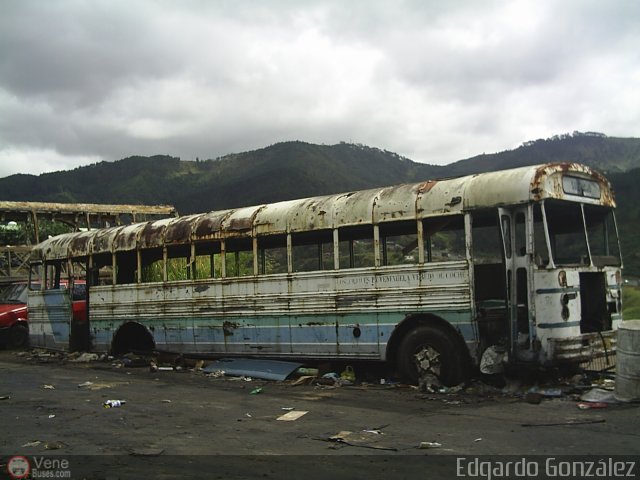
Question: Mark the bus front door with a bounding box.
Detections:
[498,207,534,362]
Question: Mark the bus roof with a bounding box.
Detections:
[32,163,614,261]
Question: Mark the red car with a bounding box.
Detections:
[0,282,86,348]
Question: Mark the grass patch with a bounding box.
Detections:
[623,285,640,320]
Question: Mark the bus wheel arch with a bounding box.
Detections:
[388,314,470,386]
[111,322,155,356]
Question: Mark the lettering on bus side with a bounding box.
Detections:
[336,271,467,287]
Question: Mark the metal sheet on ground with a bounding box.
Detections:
[203,358,302,380]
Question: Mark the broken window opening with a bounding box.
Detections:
[380,221,419,266]
[292,230,334,272]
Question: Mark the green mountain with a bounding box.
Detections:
[2,132,640,274]
[447,132,640,176]
[0,142,446,213]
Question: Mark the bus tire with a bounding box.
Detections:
[9,324,29,348]
[397,325,466,386]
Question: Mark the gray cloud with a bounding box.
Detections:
[0,0,638,178]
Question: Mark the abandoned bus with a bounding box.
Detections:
[27,163,622,385]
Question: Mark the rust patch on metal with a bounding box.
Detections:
[165,215,198,244]
[194,211,233,239]
[138,222,167,249]
[223,321,240,336]
[531,163,615,206]
[417,180,438,194]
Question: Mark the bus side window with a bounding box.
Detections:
[92,253,114,285]
[194,241,222,279]
[166,244,191,281]
[141,248,164,283]
[379,221,418,266]
[339,225,375,269]
[258,234,288,275]
[292,230,334,272]
[116,251,137,284]
[424,216,465,262]
[225,237,254,277]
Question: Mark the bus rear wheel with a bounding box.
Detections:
[397,325,467,387]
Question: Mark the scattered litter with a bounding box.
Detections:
[0,395,10,400]
[539,388,563,397]
[22,441,42,448]
[419,441,442,449]
[69,352,100,363]
[277,410,308,421]
[281,407,294,411]
[290,376,315,386]
[205,369,226,378]
[245,413,252,418]
[44,441,65,450]
[480,345,507,374]
[42,384,55,390]
[121,356,150,368]
[296,367,319,376]
[77,381,94,388]
[249,387,263,395]
[156,367,174,371]
[103,399,126,408]
[161,399,172,403]
[577,402,608,410]
[130,448,164,456]
[340,366,356,382]
[326,431,398,451]
[48,414,56,419]
[474,438,483,442]
[362,429,383,435]
[580,388,619,404]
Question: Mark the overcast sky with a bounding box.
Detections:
[0,0,638,178]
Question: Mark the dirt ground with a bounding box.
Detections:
[0,349,638,479]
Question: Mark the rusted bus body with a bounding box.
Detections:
[28,163,622,383]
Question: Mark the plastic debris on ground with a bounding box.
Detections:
[276,410,308,421]
[480,345,507,374]
[580,388,620,404]
[203,358,302,381]
[68,352,100,363]
[326,431,398,451]
[577,402,609,409]
[103,399,126,408]
[419,441,442,449]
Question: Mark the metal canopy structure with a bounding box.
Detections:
[1,201,177,284]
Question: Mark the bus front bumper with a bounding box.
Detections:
[547,330,617,364]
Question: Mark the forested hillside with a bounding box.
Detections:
[1,133,639,273]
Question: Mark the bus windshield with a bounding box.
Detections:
[544,200,620,267]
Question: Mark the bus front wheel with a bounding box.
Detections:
[397,325,467,387]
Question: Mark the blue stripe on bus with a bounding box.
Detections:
[537,321,580,329]
[535,287,580,294]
